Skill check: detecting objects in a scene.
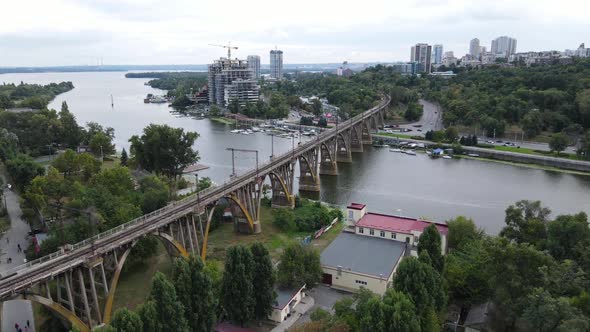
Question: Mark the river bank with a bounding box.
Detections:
[375,134,590,174]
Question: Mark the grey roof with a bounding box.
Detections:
[320,232,406,277]
[273,285,304,309]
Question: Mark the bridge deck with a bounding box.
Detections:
[0,96,390,299]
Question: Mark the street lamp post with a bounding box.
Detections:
[270,133,275,159]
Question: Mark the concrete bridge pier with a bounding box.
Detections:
[270,161,295,209]
[298,148,321,192]
[361,121,373,144]
[350,124,364,153]
[336,131,352,163]
[319,137,338,175]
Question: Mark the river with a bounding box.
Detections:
[2,71,590,234]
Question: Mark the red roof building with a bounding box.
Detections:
[346,203,448,255]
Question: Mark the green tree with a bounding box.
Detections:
[272,208,296,232]
[417,224,444,272]
[139,176,169,213]
[59,101,83,149]
[445,126,458,142]
[446,216,482,250]
[404,101,424,121]
[129,124,199,178]
[443,239,491,305]
[485,238,555,330]
[394,256,446,330]
[549,132,569,155]
[110,308,143,332]
[523,288,587,332]
[576,89,590,127]
[522,110,544,138]
[547,212,590,260]
[120,148,128,166]
[500,200,550,248]
[142,272,188,332]
[222,245,255,327]
[171,255,216,332]
[382,289,422,332]
[209,104,221,117]
[0,128,19,161]
[5,154,45,190]
[89,131,115,157]
[277,243,322,289]
[229,98,240,114]
[250,242,276,323]
[312,98,323,116]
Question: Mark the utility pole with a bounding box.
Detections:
[270,133,275,159]
[226,148,259,178]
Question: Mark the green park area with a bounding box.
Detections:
[112,199,344,311]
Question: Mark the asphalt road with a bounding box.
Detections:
[396,99,443,134]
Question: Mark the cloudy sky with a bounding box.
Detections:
[1,0,589,66]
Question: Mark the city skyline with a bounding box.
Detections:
[1,0,589,66]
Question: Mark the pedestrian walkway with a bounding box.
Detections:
[1,299,36,332]
[0,170,31,274]
[270,295,315,332]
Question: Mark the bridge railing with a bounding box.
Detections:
[1,96,390,278]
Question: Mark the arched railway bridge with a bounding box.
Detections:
[0,96,390,331]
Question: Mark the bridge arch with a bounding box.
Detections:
[268,171,294,207]
[23,294,91,332]
[299,154,319,184]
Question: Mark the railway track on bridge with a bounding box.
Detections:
[0,96,390,299]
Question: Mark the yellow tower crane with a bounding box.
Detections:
[209,42,239,59]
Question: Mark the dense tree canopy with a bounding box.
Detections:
[423,59,590,136]
[129,124,199,178]
[277,243,322,289]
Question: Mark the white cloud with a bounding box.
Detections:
[0,0,589,66]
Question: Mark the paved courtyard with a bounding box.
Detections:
[293,285,352,326]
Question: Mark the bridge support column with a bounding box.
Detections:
[361,121,373,144]
[298,147,320,192]
[229,179,263,234]
[270,160,295,208]
[77,268,93,327]
[336,131,352,163]
[319,137,338,175]
[350,124,363,153]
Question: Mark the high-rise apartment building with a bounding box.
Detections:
[491,36,517,57]
[208,57,260,106]
[411,43,432,73]
[247,55,261,79]
[270,49,284,80]
[470,38,481,58]
[433,44,443,64]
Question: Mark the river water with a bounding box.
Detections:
[2,71,590,234]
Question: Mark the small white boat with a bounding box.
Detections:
[404,150,417,156]
[242,130,253,135]
[467,153,479,157]
[442,155,452,159]
[230,129,242,134]
[389,148,402,153]
[251,127,261,132]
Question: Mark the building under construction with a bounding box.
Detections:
[208,57,260,106]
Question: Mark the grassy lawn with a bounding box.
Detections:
[112,204,345,310]
[210,117,234,125]
[112,241,174,312]
[377,132,418,139]
[206,204,309,262]
[491,145,580,160]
